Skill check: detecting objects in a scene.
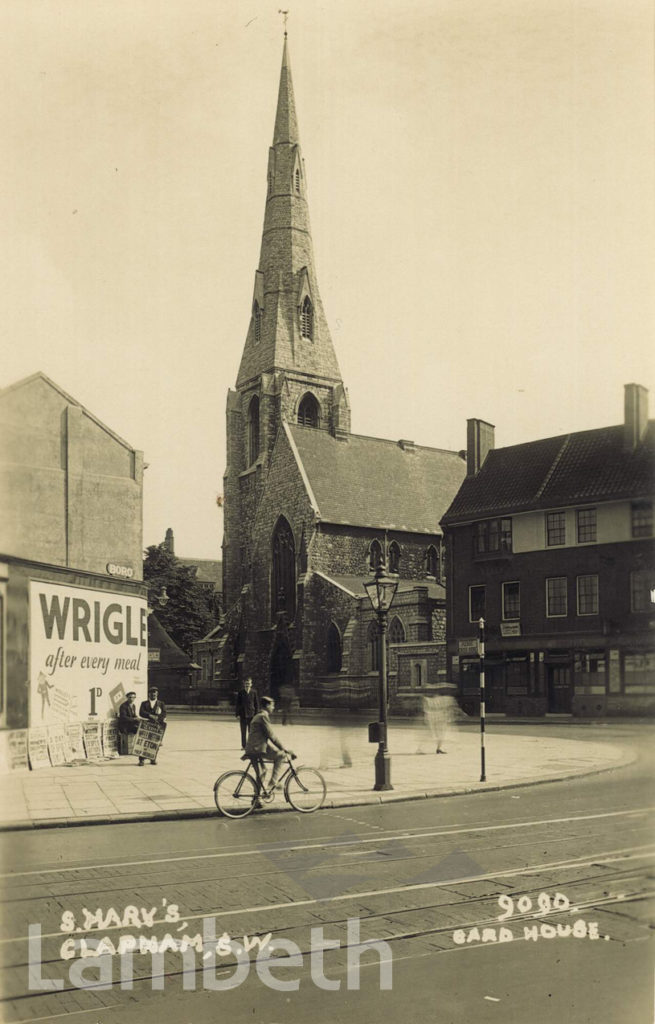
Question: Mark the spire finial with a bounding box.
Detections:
[278,9,289,36]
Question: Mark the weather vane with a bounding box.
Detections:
[279,9,289,35]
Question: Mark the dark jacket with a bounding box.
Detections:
[118,698,138,733]
[139,698,167,724]
[235,687,260,720]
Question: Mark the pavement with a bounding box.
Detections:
[0,713,638,831]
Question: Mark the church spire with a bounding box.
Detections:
[236,33,343,390]
[273,35,298,146]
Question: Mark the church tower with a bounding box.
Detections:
[223,33,350,611]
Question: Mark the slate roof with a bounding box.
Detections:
[147,615,191,668]
[178,557,222,587]
[288,424,466,534]
[442,422,655,525]
[312,571,446,601]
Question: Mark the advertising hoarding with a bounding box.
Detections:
[29,581,148,727]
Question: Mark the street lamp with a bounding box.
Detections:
[364,560,399,791]
[146,585,169,616]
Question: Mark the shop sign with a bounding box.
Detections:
[458,638,480,656]
[106,563,134,578]
[148,649,161,662]
[500,622,521,637]
[29,581,148,727]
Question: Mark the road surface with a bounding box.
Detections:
[1,724,653,1023]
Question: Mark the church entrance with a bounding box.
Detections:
[269,628,294,702]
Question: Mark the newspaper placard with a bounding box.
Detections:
[28,727,51,770]
[66,724,86,761]
[82,722,103,760]
[132,721,164,761]
[102,719,119,758]
[47,725,69,766]
[0,730,29,772]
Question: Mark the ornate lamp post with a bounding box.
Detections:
[364,560,399,791]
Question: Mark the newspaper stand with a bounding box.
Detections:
[132,720,165,762]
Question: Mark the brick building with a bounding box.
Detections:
[441,384,655,717]
[0,372,147,729]
[218,37,466,710]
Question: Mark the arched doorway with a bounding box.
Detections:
[269,628,294,702]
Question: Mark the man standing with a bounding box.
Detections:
[235,677,260,749]
[245,696,294,794]
[138,687,167,765]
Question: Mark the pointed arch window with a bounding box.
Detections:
[298,392,320,428]
[247,395,260,465]
[369,539,383,572]
[368,620,380,672]
[294,168,301,193]
[272,516,296,620]
[388,541,400,574]
[426,544,438,578]
[252,301,262,344]
[388,615,405,645]
[300,296,314,340]
[327,622,342,673]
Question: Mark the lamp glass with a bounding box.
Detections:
[364,567,398,613]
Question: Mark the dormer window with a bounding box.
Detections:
[300,296,314,340]
[252,301,262,344]
[294,168,300,193]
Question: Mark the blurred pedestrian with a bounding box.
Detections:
[235,677,260,749]
[421,689,459,754]
[279,683,295,726]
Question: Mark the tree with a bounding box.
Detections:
[143,544,217,655]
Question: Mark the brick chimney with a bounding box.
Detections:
[164,527,175,555]
[624,383,649,449]
[466,419,495,476]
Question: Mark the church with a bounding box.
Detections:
[214,35,466,711]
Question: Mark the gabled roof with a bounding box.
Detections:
[147,615,192,667]
[287,423,466,534]
[0,371,137,452]
[442,422,655,524]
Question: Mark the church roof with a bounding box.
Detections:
[312,570,446,601]
[287,423,466,534]
[442,421,655,524]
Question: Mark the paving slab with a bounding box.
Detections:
[0,714,638,831]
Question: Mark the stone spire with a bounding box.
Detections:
[236,35,343,389]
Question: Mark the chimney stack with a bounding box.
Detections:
[624,384,648,449]
[466,419,495,477]
[164,527,175,555]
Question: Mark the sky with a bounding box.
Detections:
[2,0,653,559]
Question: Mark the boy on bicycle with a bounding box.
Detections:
[245,695,294,793]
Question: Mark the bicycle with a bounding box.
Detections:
[214,753,326,818]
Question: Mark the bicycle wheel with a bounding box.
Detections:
[214,771,258,818]
[285,766,326,813]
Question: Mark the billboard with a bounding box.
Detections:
[29,581,148,727]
